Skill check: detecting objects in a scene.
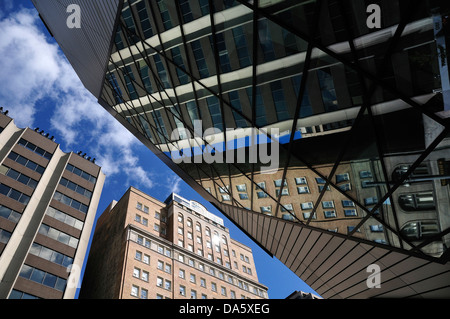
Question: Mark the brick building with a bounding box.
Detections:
[79,187,268,299]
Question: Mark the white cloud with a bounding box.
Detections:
[0,8,155,190]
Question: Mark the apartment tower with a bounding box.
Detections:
[34,0,450,298]
[0,111,105,299]
[79,187,268,299]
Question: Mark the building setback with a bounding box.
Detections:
[33,0,450,298]
[0,112,105,299]
[79,187,268,299]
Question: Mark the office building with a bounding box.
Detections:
[0,111,105,299]
[79,187,268,299]
[34,0,450,298]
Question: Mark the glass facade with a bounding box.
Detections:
[99,0,450,261]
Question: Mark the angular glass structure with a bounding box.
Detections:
[34,0,450,298]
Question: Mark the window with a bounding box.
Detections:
[18,139,52,160]
[211,282,217,292]
[46,207,83,230]
[398,192,435,211]
[301,202,314,210]
[157,0,172,30]
[179,285,186,296]
[276,188,289,196]
[59,177,92,199]
[38,224,79,248]
[324,210,336,218]
[206,96,223,132]
[19,266,69,293]
[336,173,350,183]
[210,32,231,73]
[0,184,31,205]
[360,170,372,178]
[190,274,196,283]
[191,290,197,299]
[400,220,439,240]
[135,251,142,261]
[344,209,357,217]
[257,191,268,198]
[370,225,384,232]
[133,268,140,278]
[303,212,316,220]
[191,39,209,78]
[179,0,193,23]
[295,177,307,185]
[140,288,148,299]
[232,26,251,68]
[8,152,45,174]
[342,200,355,207]
[297,186,310,194]
[364,197,378,206]
[52,192,88,213]
[270,80,290,121]
[322,201,334,208]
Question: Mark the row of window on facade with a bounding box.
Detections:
[131,282,257,300]
[133,239,264,298]
[213,173,352,200]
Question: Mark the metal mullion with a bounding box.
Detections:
[208,0,235,212]
[273,0,322,224]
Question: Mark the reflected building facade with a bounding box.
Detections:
[34,0,450,298]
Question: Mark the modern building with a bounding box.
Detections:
[0,111,105,299]
[79,187,268,299]
[33,0,450,298]
[286,290,322,299]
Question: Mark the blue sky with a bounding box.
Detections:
[0,0,319,299]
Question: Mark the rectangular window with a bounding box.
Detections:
[52,192,88,213]
[206,96,223,132]
[8,152,45,174]
[59,177,92,199]
[297,186,310,194]
[324,210,336,218]
[18,139,52,160]
[0,184,30,205]
[157,0,172,30]
[322,201,334,208]
[171,46,189,85]
[344,209,357,217]
[0,165,38,189]
[136,1,153,39]
[232,26,251,68]
[191,39,209,78]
